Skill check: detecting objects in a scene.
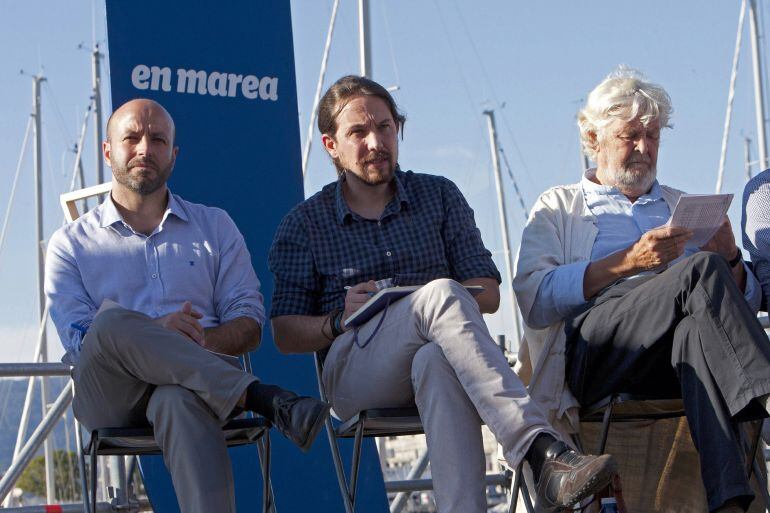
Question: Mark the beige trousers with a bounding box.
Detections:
[322,279,557,513]
[72,306,257,513]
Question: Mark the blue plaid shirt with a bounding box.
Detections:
[269,169,501,317]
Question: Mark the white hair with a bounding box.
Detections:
[578,66,673,161]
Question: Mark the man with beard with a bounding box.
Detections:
[44,99,329,513]
[268,75,618,513]
[514,67,770,513]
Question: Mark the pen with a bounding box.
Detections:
[343,286,376,297]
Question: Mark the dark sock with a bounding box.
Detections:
[244,381,290,421]
[525,433,559,483]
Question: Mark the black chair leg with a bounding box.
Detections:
[509,461,535,513]
[597,395,617,454]
[509,462,522,513]
[90,436,98,513]
[745,420,763,478]
[349,421,365,510]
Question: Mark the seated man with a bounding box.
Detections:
[45,98,329,513]
[514,67,770,513]
[268,75,617,513]
[743,167,770,306]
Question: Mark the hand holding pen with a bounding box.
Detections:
[343,281,379,324]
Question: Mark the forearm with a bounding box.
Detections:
[583,248,637,300]
[203,317,261,356]
[731,255,747,292]
[271,314,333,354]
[462,277,500,314]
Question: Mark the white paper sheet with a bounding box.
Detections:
[666,193,733,247]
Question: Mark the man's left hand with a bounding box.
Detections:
[700,216,739,261]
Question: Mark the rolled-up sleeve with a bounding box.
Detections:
[212,212,265,326]
[441,179,502,283]
[529,260,590,329]
[44,229,97,357]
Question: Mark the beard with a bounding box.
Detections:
[606,161,657,196]
[335,150,396,186]
[112,157,172,195]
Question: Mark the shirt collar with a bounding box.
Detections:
[99,189,188,229]
[581,168,663,207]
[334,168,411,225]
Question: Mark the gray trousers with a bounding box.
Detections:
[322,279,556,513]
[565,252,770,512]
[72,306,257,513]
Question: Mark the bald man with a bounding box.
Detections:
[45,99,329,513]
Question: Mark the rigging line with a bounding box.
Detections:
[42,81,75,150]
[448,0,534,189]
[302,0,340,179]
[717,0,747,194]
[430,0,488,167]
[498,145,529,221]
[0,117,33,263]
[43,115,64,206]
[378,0,401,86]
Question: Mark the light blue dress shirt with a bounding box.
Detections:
[530,172,759,328]
[45,191,264,363]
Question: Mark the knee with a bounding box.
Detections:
[411,343,450,390]
[686,251,731,278]
[88,307,122,340]
[416,278,467,302]
[147,385,215,425]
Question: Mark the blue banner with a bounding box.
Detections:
[105,2,387,511]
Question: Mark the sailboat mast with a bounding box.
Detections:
[358,0,372,78]
[483,109,523,347]
[748,0,768,170]
[92,43,104,184]
[32,73,56,504]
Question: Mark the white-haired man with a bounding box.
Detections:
[514,68,770,513]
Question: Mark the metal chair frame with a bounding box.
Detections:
[314,353,515,513]
[84,416,273,513]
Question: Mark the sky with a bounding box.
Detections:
[1,0,769,363]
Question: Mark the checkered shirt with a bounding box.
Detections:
[268,169,501,317]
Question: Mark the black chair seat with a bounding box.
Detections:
[335,407,423,438]
[87,416,270,456]
[580,394,685,423]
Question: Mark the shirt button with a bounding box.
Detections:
[151,273,158,279]
[377,221,382,226]
[386,251,392,257]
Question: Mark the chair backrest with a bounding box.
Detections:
[60,182,112,222]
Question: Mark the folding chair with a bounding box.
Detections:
[83,415,273,513]
[577,394,768,512]
[314,353,514,513]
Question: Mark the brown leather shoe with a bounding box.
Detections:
[534,441,618,513]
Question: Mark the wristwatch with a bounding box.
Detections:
[728,249,743,268]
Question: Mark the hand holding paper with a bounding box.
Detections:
[666,193,733,247]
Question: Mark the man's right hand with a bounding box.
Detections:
[624,226,693,273]
[154,301,204,343]
[342,281,379,326]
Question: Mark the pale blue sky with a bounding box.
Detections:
[1,1,768,361]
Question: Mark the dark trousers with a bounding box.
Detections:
[565,252,770,512]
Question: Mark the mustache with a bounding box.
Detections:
[128,157,158,170]
[362,151,392,164]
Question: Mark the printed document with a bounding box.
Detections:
[666,193,733,247]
